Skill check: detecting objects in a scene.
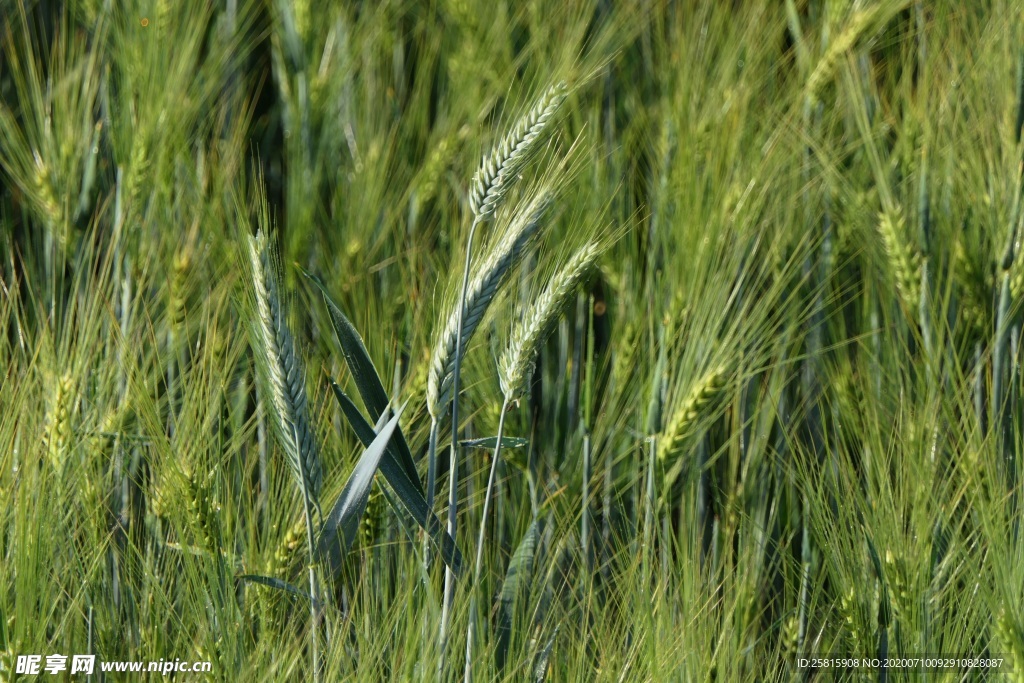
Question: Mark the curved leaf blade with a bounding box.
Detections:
[302,268,421,489]
[238,574,323,610]
[317,404,405,576]
[330,381,465,577]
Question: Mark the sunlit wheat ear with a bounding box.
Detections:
[877,208,922,310]
[805,7,883,102]
[657,366,726,462]
[426,192,553,418]
[43,371,74,474]
[246,230,322,511]
[468,82,567,220]
[499,241,602,400]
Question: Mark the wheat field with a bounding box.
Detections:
[2,1,1024,681]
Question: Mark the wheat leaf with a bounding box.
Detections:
[238,574,323,610]
[330,381,465,576]
[303,268,421,489]
[317,404,406,575]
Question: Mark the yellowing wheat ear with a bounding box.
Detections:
[246,230,322,511]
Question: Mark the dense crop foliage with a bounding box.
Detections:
[2,1,1024,681]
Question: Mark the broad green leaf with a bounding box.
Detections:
[331,380,465,577]
[302,268,421,489]
[496,519,541,672]
[317,405,405,576]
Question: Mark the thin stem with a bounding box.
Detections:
[422,416,440,658]
[465,395,511,683]
[291,418,320,683]
[440,216,481,666]
[303,497,320,683]
[582,431,591,573]
[473,396,511,584]
[642,435,656,587]
[424,416,439,570]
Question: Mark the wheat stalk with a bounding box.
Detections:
[499,241,602,400]
[468,83,567,220]
[465,243,600,673]
[246,228,324,682]
[426,191,552,418]
[246,230,322,510]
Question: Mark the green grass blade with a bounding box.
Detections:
[303,268,421,489]
[238,574,323,610]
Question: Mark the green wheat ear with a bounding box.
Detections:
[805,6,886,102]
[468,82,567,221]
[877,208,922,311]
[246,229,322,513]
[43,372,75,475]
[426,190,553,418]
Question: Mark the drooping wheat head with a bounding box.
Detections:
[426,191,553,417]
[499,241,602,400]
[468,82,567,221]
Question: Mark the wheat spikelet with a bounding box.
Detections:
[468,82,567,220]
[246,230,322,509]
[43,372,74,474]
[954,239,991,332]
[994,608,1024,681]
[426,192,552,417]
[418,130,463,204]
[169,248,191,331]
[806,7,883,102]
[657,366,726,462]
[877,208,922,310]
[499,242,602,399]
[269,517,308,574]
[360,485,385,549]
[1010,249,1024,304]
[31,151,63,231]
[838,586,868,652]
[187,470,221,551]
